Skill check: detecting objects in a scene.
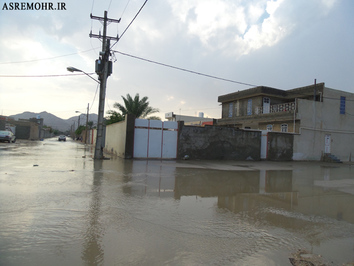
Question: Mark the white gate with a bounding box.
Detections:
[133,119,178,159]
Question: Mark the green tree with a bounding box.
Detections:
[105,110,124,125]
[113,93,159,119]
[87,121,94,129]
[146,116,161,121]
[75,125,86,136]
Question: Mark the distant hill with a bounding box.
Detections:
[9,111,98,132]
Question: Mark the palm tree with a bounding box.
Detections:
[113,93,159,119]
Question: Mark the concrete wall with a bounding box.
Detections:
[294,128,354,161]
[178,125,261,160]
[88,129,96,145]
[294,89,354,161]
[267,132,294,161]
[103,114,135,158]
[104,120,127,157]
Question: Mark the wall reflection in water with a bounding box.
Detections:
[126,161,354,226]
[78,159,354,265]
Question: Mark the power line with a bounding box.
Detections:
[91,0,94,13]
[0,48,98,65]
[0,73,95,78]
[120,0,132,19]
[113,50,257,87]
[111,0,148,48]
[107,0,113,12]
[90,83,100,112]
[121,0,148,40]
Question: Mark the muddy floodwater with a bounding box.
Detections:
[0,138,354,265]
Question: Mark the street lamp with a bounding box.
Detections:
[75,104,89,145]
[67,66,105,159]
[67,67,99,84]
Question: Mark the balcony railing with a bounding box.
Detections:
[256,102,296,115]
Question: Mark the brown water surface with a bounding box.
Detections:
[0,138,353,265]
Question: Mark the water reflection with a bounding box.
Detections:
[119,160,354,264]
[126,161,296,207]
[2,139,354,265]
[126,160,354,226]
[81,160,104,265]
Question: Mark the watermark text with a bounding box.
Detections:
[2,2,66,10]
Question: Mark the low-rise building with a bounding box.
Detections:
[0,115,48,140]
[217,83,354,161]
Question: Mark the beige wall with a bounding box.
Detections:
[29,123,39,140]
[294,88,354,161]
[104,120,127,157]
[259,121,299,133]
[83,129,96,144]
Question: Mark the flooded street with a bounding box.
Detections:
[0,138,354,265]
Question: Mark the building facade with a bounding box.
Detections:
[0,115,50,140]
[217,83,354,161]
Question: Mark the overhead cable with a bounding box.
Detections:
[111,0,148,48]
[90,83,100,112]
[0,48,98,65]
[113,50,257,87]
[0,73,95,78]
[120,0,132,19]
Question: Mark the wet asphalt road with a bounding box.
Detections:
[0,137,354,265]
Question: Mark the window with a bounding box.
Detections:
[263,97,270,114]
[247,99,252,115]
[228,103,233,118]
[281,124,288,132]
[340,96,346,114]
[266,124,273,131]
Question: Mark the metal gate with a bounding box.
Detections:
[133,119,178,159]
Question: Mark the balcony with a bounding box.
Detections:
[256,102,296,115]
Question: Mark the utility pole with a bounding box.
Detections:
[85,103,89,144]
[90,11,120,159]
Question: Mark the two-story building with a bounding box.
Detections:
[217,83,354,161]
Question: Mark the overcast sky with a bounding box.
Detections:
[0,0,353,120]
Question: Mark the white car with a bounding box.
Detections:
[0,130,16,143]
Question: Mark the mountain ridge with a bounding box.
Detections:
[9,111,98,132]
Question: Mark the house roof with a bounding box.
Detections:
[218,83,325,103]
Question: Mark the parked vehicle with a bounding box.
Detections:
[0,131,16,143]
[58,135,66,141]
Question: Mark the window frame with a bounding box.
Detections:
[228,102,233,118]
[281,124,288,132]
[247,99,252,115]
[340,96,346,115]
